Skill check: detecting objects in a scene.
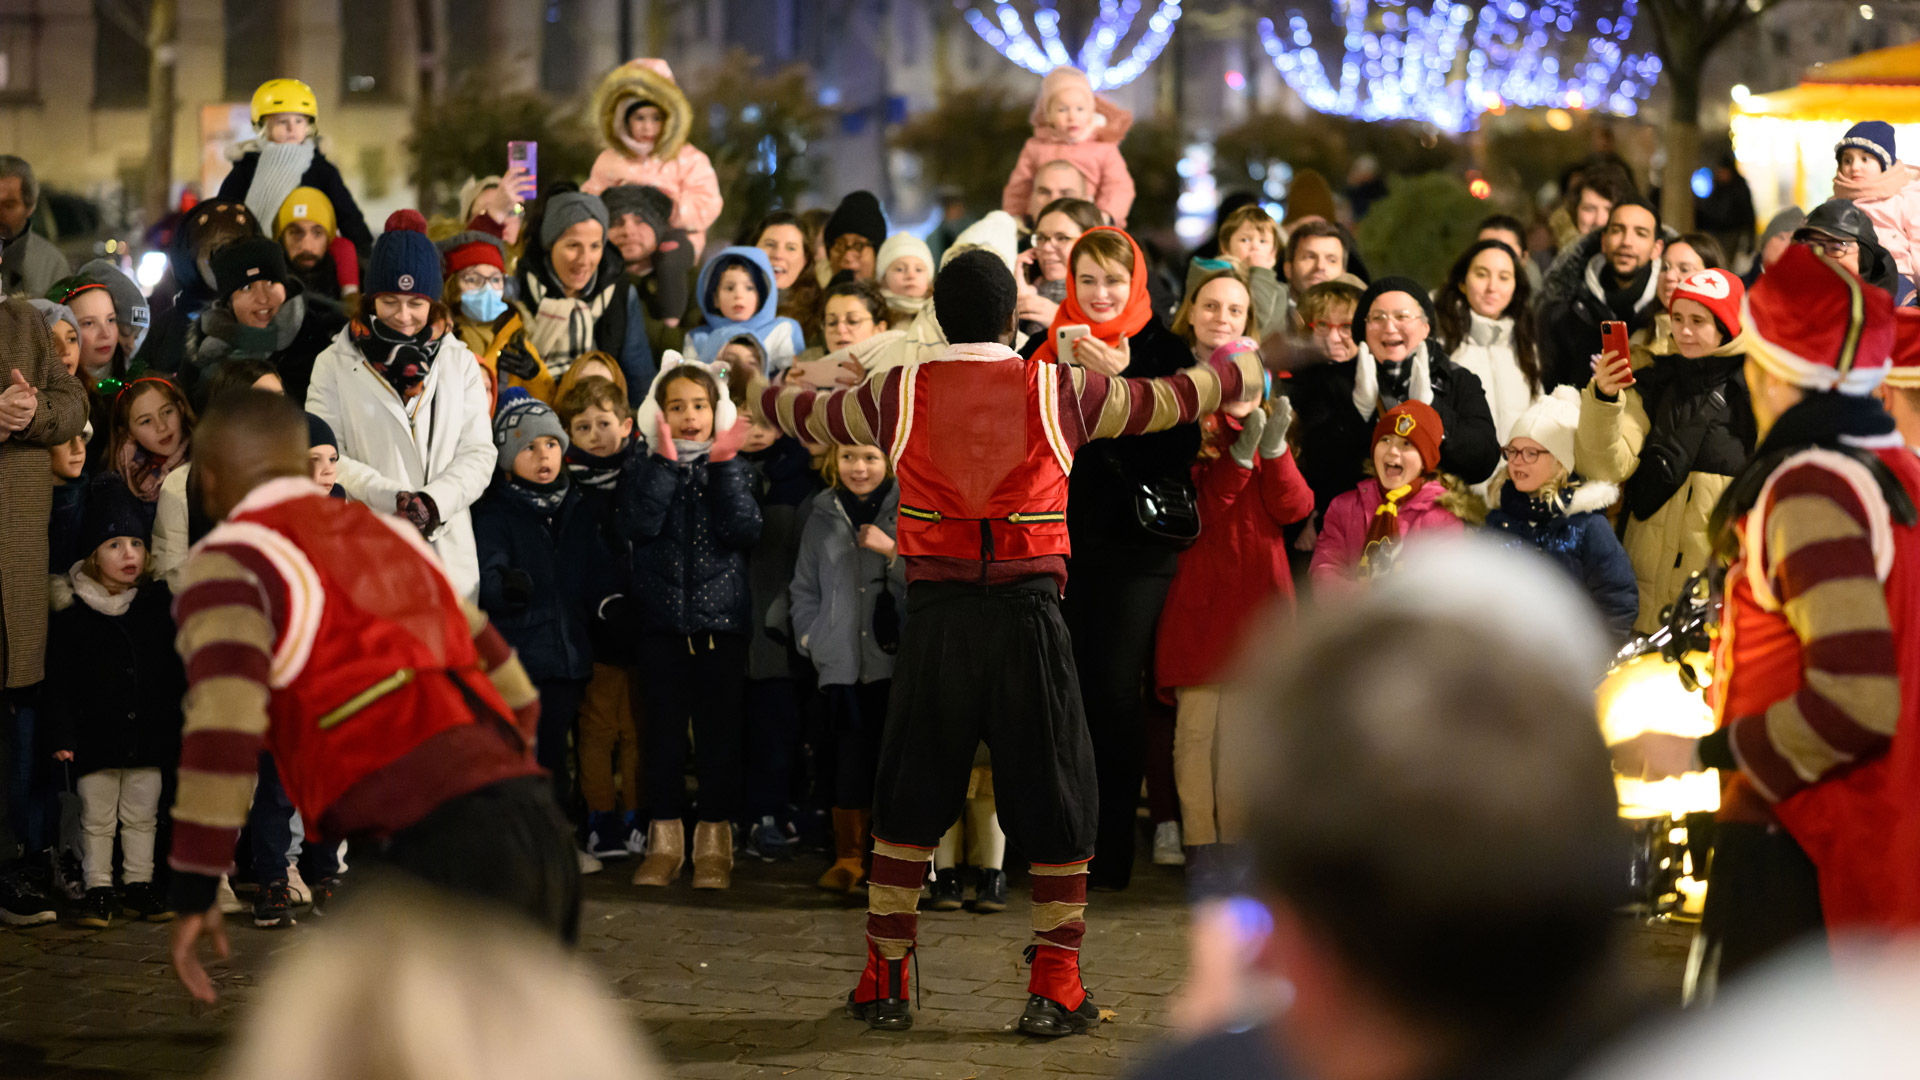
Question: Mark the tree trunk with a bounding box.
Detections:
[142,0,177,229]
[1662,54,1701,234]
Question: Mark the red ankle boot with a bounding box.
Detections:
[846,942,915,1031]
[1019,943,1100,1036]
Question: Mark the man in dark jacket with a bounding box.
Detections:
[1537,196,1666,392]
[134,200,264,377]
[182,236,345,408]
[602,184,693,329]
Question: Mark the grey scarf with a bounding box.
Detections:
[244,139,317,227]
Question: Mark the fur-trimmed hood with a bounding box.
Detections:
[1487,475,1620,518]
[593,59,693,163]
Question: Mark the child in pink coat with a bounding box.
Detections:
[1832,121,1920,299]
[584,59,723,257]
[1309,401,1464,585]
[1001,66,1136,228]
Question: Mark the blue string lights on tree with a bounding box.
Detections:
[1256,0,1662,132]
[962,1,1184,90]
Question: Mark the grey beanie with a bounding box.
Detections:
[540,192,610,249]
[493,396,570,473]
[76,258,151,353]
[1759,206,1807,246]
[27,298,77,334]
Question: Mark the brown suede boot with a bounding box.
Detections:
[817,808,870,894]
[691,821,734,889]
[630,819,685,887]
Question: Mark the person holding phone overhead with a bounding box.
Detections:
[1575,267,1755,634]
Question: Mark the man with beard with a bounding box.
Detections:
[1538,195,1666,392]
[601,184,691,331]
[272,187,357,303]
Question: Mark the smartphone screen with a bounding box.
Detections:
[507,141,538,202]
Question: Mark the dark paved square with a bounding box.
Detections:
[0,853,1691,1079]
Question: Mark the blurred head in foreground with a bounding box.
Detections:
[221,885,657,1080]
[1238,537,1625,1079]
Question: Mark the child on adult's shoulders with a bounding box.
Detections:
[1001,66,1136,229]
[1833,120,1920,302]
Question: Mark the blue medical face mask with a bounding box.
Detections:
[461,286,507,323]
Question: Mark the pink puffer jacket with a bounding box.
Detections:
[583,143,722,257]
[1308,478,1463,586]
[1835,163,1920,290]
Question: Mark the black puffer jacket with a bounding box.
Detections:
[180,285,346,409]
[473,475,622,683]
[616,449,763,636]
[41,577,186,776]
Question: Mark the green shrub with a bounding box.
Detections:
[1355,173,1489,289]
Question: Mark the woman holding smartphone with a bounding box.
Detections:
[1575,267,1754,634]
[1016,198,1104,334]
[1024,226,1207,890]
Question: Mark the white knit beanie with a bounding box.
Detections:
[876,232,933,282]
[1506,386,1582,472]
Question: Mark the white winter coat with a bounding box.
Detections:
[304,327,495,598]
[1448,312,1537,445]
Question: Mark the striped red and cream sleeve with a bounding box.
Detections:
[1722,460,1901,802]
[754,370,904,449]
[461,598,540,740]
[1060,342,1264,448]
[168,543,286,911]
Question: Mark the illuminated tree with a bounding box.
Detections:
[960,0,1184,89]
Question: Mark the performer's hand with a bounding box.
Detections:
[653,414,679,462]
[1609,731,1700,781]
[170,906,230,1003]
[709,416,752,463]
[857,524,896,559]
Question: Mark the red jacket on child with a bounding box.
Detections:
[1155,426,1314,698]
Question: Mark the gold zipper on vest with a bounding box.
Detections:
[316,669,416,730]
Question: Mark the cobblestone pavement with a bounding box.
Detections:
[0,850,1693,1080]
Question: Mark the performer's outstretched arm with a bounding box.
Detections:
[1059,341,1264,448]
[754,368,906,449]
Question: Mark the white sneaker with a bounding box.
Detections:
[576,849,604,875]
[1152,821,1187,867]
[285,864,312,905]
[216,875,246,915]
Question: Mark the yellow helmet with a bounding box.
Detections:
[251,78,318,127]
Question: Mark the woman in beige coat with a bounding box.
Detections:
[1574,268,1754,635]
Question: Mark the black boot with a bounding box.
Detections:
[1018,943,1101,1036]
[845,946,915,1031]
[972,868,1008,913]
[927,869,964,911]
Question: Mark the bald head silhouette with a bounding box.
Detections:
[195,388,312,523]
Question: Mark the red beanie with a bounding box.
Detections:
[1667,268,1744,341]
[1372,401,1444,474]
[444,238,506,275]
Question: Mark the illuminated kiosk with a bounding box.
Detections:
[1733,40,1920,227]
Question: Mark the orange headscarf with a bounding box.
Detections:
[1030,226,1154,365]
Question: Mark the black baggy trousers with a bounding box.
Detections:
[354,775,583,944]
[870,577,1098,866]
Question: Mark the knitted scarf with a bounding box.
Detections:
[1352,341,1435,419]
[565,443,627,491]
[1832,161,1919,204]
[523,271,620,379]
[351,318,444,396]
[192,294,307,366]
[503,472,570,518]
[1030,226,1153,364]
[1360,480,1420,573]
[881,289,931,316]
[68,562,138,617]
[116,439,186,503]
[244,139,317,228]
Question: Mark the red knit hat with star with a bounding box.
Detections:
[1887,307,1920,390]
[1668,268,1744,341]
[1742,244,1894,396]
[1371,400,1445,475]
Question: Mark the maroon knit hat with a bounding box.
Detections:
[1371,400,1445,474]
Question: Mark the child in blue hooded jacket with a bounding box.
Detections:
[684,247,805,374]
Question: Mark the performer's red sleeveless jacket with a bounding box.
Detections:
[207,492,521,826]
[1713,445,1920,929]
[889,355,1074,564]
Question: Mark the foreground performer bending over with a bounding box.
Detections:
[166,390,576,1002]
[755,250,1263,1035]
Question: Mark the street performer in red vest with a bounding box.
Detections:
[165,390,576,1003]
[754,249,1264,1036]
[1612,247,1920,980]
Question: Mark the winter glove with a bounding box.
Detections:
[1228,408,1266,471]
[500,569,534,612]
[1260,395,1294,458]
[395,491,440,537]
[872,589,901,655]
[652,414,679,462]
[329,236,361,294]
[495,336,540,381]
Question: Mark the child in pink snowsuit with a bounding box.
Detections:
[1001,66,1136,229]
[584,59,723,257]
[1832,120,1920,299]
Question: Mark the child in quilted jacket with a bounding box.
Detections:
[1833,121,1920,301]
[583,59,724,257]
[1310,401,1464,585]
[1001,66,1135,229]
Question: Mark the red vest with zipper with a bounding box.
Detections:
[213,492,522,826]
[891,355,1072,563]
[1711,445,1920,929]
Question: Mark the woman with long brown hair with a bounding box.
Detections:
[1434,238,1541,447]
